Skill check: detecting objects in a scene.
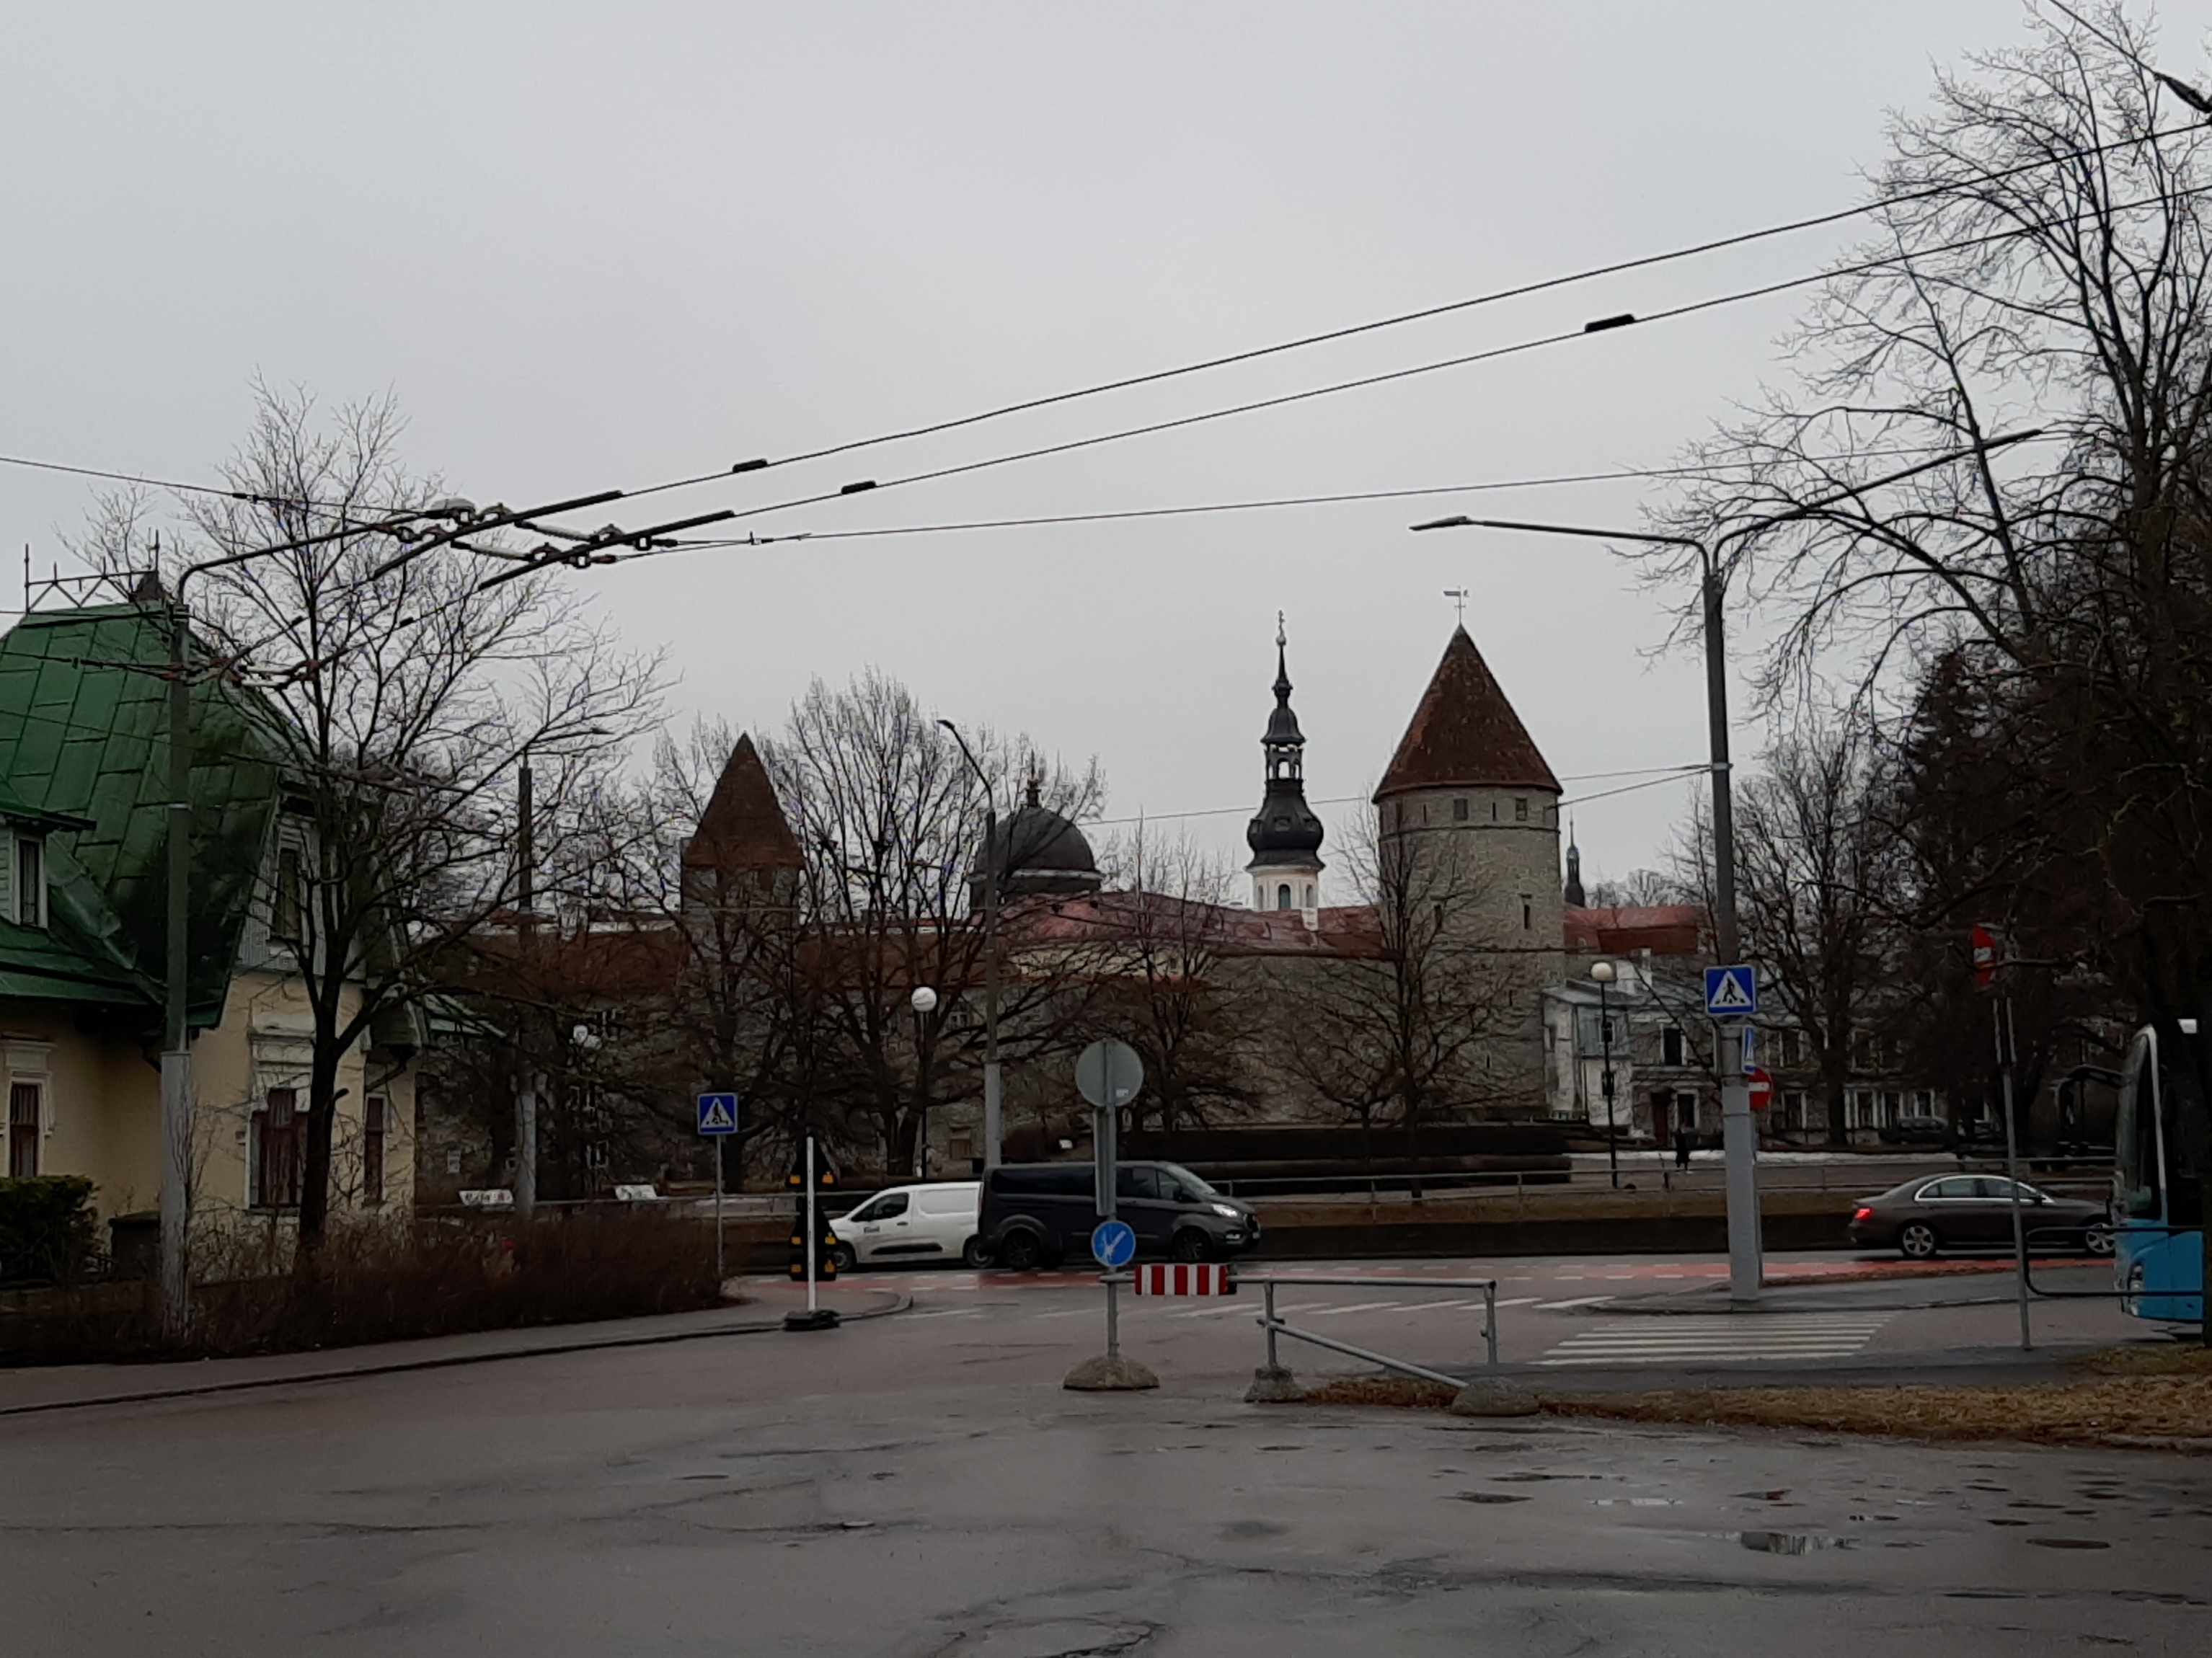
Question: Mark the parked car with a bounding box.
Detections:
[828,1182,983,1271]
[1847,1174,2113,1260]
[979,1161,1260,1271]
[1878,1113,1957,1150]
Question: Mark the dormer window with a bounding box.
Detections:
[273,845,304,943]
[13,834,43,928]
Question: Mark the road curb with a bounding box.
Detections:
[0,1290,912,1419]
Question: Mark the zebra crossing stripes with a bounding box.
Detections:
[1535,1312,1894,1367]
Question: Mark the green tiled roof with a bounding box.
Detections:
[0,601,288,1026]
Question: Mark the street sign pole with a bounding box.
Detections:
[1996,993,2032,1351]
[1704,964,1762,1303]
[805,1135,818,1318]
[1067,1039,1155,1391]
[696,1093,740,1285]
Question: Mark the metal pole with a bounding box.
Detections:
[983,801,1001,1171]
[805,1134,818,1316]
[159,595,193,1339]
[715,1134,725,1285]
[1263,1280,1279,1370]
[515,758,536,1220]
[1484,1282,1498,1368]
[1099,1055,1120,1361]
[1997,996,2031,1349]
[1703,547,1762,1303]
[1598,977,1619,1190]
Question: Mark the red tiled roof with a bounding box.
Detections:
[1564,905,1704,957]
[685,732,802,872]
[1375,626,1559,799]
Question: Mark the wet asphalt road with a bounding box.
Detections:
[0,1254,2202,1655]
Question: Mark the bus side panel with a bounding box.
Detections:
[2118,1222,2204,1323]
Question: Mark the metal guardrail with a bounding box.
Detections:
[1234,1272,1500,1387]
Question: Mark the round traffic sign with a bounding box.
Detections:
[1090,1218,1136,1269]
[1075,1039,1144,1110]
[1746,1065,1774,1112]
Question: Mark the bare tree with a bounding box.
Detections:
[1093,825,1255,1133]
[161,383,661,1254]
[1647,3,2212,1023]
[1728,722,1905,1145]
[1275,807,1521,1182]
[762,672,1104,1176]
[1586,868,1689,908]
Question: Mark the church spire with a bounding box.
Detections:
[1564,819,1585,908]
[1247,614,1324,913]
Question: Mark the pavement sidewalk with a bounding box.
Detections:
[0,1280,906,1418]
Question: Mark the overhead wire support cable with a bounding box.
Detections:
[591,118,2204,511]
[559,197,2128,588]
[624,443,2020,561]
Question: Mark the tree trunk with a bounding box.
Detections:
[296,1038,345,1260]
[1821,1064,1849,1148]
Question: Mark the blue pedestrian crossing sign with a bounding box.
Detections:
[1090,1219,1136,1269]
[1704,965,1758,1019]
[696,1093,740,1136]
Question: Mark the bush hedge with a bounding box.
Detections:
[0,1175,100,1285]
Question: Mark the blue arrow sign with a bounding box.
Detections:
[696,1093,740,1136]
[1090,1218,1136,1269]
[1704,965,1758,1019]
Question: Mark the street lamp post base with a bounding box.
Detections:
[782,1308,841,1332]
[1243,1364,1303,1404]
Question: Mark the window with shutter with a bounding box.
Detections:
[363,1096,386,1205]
[252,1089,302,1208]
[7,1082,40,1177]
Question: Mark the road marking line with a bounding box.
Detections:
[1536,1295,1616,1310]
[1536,1312,1895,1366]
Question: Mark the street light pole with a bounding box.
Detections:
[1592,959,1620,1191]
[1408,432,2043,1303]
[1412,517,1767,1297]
[910,985,939,1180]
[937,720,1001,1171]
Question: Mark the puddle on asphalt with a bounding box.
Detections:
[1593,1498,1678,1507]
[2029,1537,2112,1550]
[1492,1472,1604,1483]
[1453,1491,1531,1504]
[1738,1530,1851,1555]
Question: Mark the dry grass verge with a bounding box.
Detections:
[1296,1347,2212,1453]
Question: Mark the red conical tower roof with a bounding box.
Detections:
[1374,626,1559,800]
[684,732,803,872]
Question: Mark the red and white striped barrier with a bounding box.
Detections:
[1131,1262,1236,1296]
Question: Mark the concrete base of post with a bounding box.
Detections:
[1447,1378,1541,1417]
[1242,1365,1303,1404]
[1062,1353,1159,1391]
[782,1308,841,1332]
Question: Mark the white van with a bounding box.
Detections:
[828,1182,983,1270]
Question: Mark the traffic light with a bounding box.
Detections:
[787,1153,840,1282]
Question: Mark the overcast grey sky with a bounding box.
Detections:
[6,4,2211,892]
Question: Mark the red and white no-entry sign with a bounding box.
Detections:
[1131,1262,1236,1296]
[1746,1066,1774,1112]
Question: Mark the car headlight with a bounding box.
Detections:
[1210,1202,1241,1219]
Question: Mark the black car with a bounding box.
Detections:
[1847,1174,2113,1259]
[980,1161,1260,1271]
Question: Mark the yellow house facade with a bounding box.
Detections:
[0,597,415,1241]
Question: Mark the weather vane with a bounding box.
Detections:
[1276,608,1286,647]
[1443,587,1468,624]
